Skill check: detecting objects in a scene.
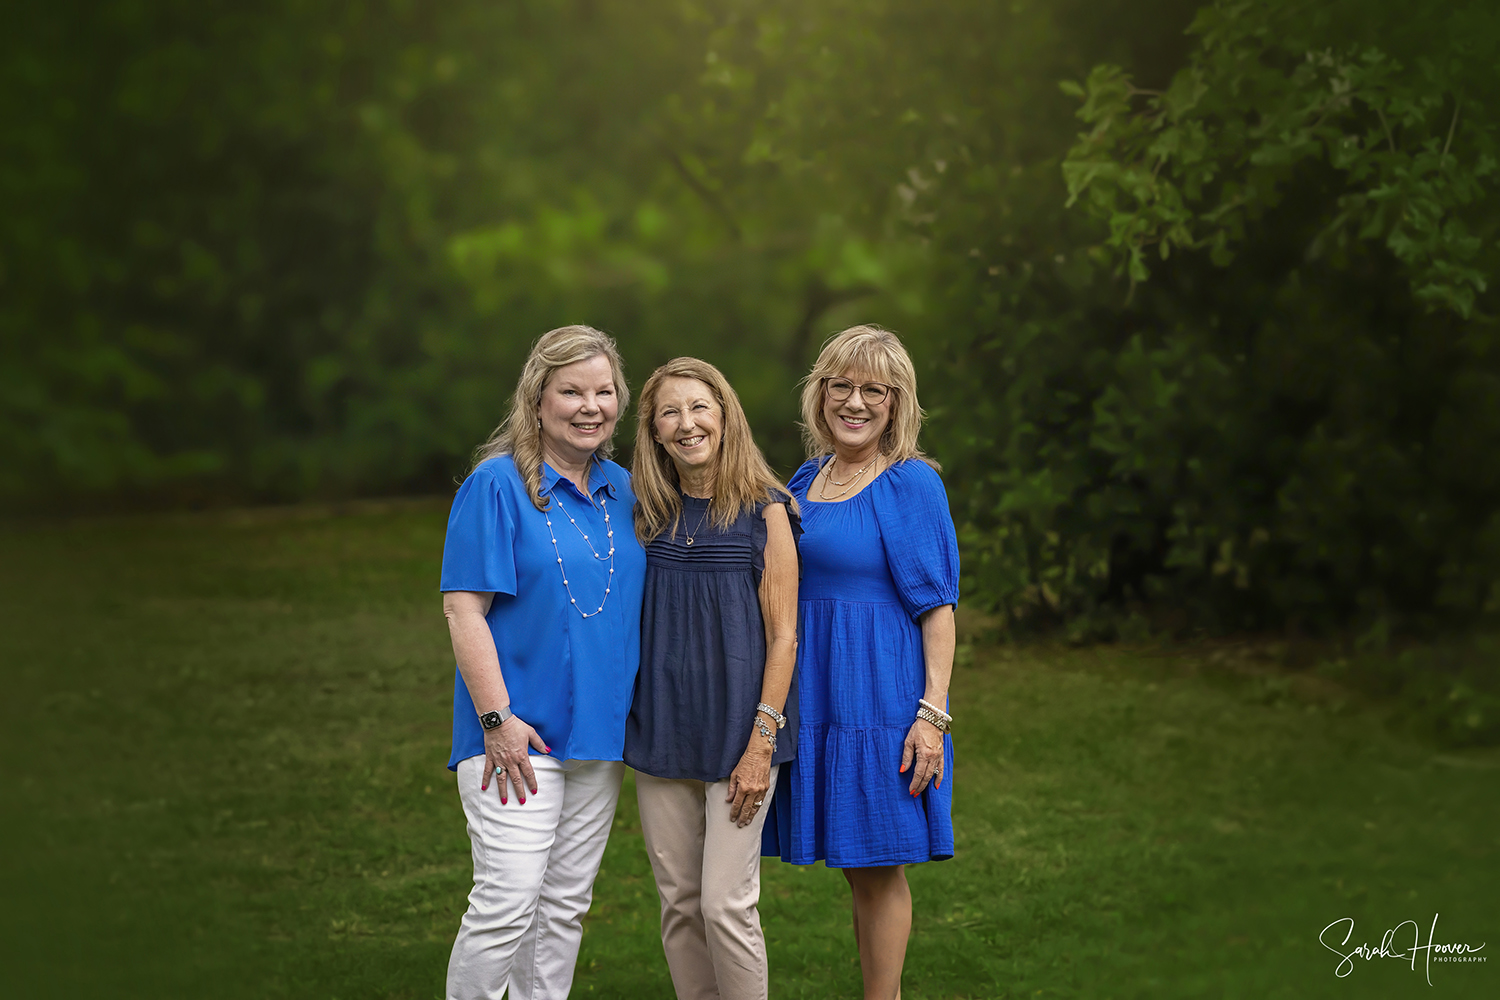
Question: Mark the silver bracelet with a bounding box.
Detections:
[754,715,778,750]
[756,702,787,729]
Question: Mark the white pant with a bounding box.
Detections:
[446,755,625,1000]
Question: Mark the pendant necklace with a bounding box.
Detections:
[682,497,713,546]
[818,455,877,500]
[546,491,615,618]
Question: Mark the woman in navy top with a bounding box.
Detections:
[440,326,648,1000]
[763,325,960,999]
[624,357,799,1000]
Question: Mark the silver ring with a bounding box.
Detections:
[494,766,503,775]
[754,799,764,807]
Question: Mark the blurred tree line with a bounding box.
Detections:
[4,0,1498,642]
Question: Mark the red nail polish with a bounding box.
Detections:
[545,746,552,753]
[501,797,507,804]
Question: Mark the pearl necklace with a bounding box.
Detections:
[545,492,615,618]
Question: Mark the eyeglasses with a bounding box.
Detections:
[824,377,895,405]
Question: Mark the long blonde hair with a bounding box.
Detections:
[472,325,630,510]
[632,357,796,544]
[798,324,935,468]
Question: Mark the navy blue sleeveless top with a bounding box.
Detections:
[624,494,799,781]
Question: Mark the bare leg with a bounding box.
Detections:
[841,866,911,1000]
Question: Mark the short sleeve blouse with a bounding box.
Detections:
[440,455,648,768]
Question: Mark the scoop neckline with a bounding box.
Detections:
[799,455,894,505]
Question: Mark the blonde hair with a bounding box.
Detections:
[632,357,797,544]
[799,324,934,467]
[472,325,630,510]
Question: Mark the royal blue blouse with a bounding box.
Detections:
[439,455,648,769]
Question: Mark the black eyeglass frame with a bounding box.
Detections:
[822,376,897,405]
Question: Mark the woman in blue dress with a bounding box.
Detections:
[625,357,800,1000]
[764,325,959,1000]
[440,325,648,1000]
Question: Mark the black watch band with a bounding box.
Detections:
[479,704,513,730]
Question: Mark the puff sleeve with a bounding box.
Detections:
[439,463,519,596]
[871,460,960,621]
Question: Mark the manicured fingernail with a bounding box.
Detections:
[501,797,507,804]
[545,746,552,753]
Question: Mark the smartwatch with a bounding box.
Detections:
[479,704,513,731]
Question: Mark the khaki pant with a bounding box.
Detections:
[635,766,780,1000]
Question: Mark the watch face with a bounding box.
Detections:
[480,711,501,730]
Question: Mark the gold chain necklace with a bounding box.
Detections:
[681,497,713,546]
[818,456,877,500]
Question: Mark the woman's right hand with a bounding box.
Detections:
[480,715,549,804]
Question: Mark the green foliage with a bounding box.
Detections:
[1063,0,1499,317]
[6,0,1500,639]
[919,0,1500,633]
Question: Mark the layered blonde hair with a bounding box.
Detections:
[799,324,935,467]
[632,357,796,544]
[472,325,630,510]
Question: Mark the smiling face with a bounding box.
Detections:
[651,375,724,484]
[821,369,892,458]
[537,354,620,468]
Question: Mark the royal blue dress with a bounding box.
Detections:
[763,458,960,867]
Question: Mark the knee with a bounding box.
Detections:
[843,865,906,907]
[469,864,546,922]
[700,890,754,933]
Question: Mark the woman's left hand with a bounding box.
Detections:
[901,718,945,796]
[726,743,774,828]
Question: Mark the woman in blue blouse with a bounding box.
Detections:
[764,325,960,1000]
[624,357,799,1000]
[440,325,648,1000]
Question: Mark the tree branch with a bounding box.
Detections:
[658,143,742,241]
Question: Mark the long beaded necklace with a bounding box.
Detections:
[817,455,878,500]
[545,489,615,618]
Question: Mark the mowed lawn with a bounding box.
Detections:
[1,504,1495,999]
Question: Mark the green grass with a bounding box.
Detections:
[2,504,1495,999]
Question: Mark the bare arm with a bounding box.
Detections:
[726,502,799,826]
[919,603,955,712]
[901,603,955,795]
[443,590,546,802]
